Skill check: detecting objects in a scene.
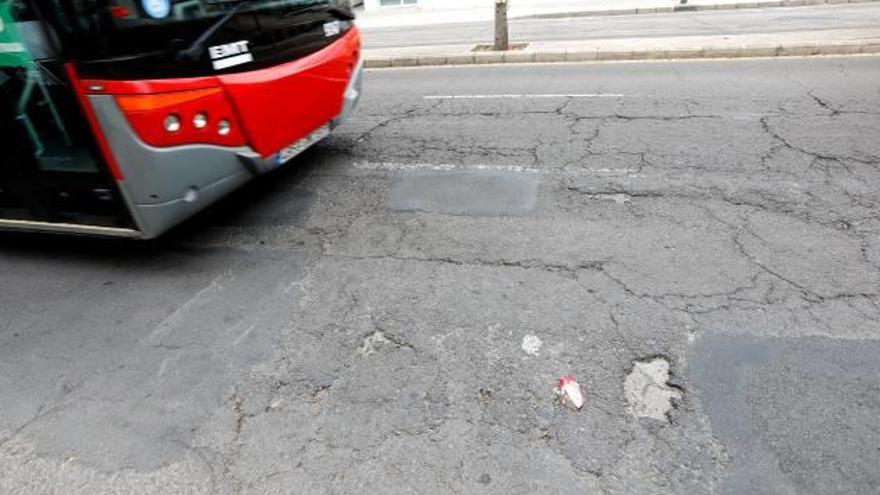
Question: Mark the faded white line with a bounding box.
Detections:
[352,161,643,176]
[233,325,256,346]
[147,272,230,341]
[424,93,626,100]
[156,357,169,377]
[353,161,540,173]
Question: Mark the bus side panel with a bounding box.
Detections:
[217,28,360,158]
[87,95,257,239]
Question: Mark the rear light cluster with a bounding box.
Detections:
[115,88,246,148]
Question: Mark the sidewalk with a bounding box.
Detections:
[356,0,879,28]
[364,28,880,68]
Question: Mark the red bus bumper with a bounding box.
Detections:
[70,28,362,239]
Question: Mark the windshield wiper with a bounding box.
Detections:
[284,4,355,21]
[177,0,252,61]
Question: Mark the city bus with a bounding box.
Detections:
[0,0,362,238]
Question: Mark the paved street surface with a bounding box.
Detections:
[361,3,880,49]
[2,56,880,493]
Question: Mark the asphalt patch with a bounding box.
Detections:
[689,333,880,495]
[388,170,540,217]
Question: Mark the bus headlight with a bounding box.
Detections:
[218,120,232,136]
[116,87,245,147]
[193,113,208,129]
[164,114,181,132]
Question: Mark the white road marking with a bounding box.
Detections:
[233,325,256,346]
[352,160,643,176]
[424,93,626,100]
[156,357,169,377]
[353,161,540,173]
[147,272,229,341]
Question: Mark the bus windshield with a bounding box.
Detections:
[30,0,349,78]
[108,0,329,28]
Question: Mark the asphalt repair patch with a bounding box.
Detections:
[388,170,540,217]
[689,333,880,495]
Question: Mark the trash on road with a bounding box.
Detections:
[555,374,585,411]
[521,334,543,356]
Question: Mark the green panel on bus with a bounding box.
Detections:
[0,2,31,67]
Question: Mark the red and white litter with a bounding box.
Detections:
[555,374,585,411]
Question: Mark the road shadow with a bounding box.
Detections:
[0,145,330,262]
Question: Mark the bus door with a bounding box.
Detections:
[0,0,134,233]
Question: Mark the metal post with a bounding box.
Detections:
[494,0,509,51]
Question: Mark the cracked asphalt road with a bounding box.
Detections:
[1,56,879,494]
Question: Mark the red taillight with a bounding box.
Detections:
[109,5,131,18]
[115,88,246,148]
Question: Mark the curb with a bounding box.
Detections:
[364,42,880,68]
[516,0,879,19]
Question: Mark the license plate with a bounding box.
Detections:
[275,125,330,166]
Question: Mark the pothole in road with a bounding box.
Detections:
[584,192,631,205]
[624,357,682,422]
[358,329,415,357]
[358,330,390,357]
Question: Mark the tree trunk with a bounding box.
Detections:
[494,0,509,51]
